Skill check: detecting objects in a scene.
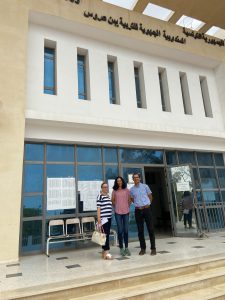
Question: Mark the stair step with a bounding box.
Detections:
[3,255,225,300]
[70,267,225,300]
[168,282,225,300]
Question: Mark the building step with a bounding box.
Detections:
[3,255,225,300]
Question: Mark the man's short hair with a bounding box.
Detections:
[132,173,141,179]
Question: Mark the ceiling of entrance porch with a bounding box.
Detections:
[102,0,225,40]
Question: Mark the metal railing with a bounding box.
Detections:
[195,202,225,234]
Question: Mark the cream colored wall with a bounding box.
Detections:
[0,1,28,262]
[0,0,225,263]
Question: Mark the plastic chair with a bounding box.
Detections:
[48,219,65,237]
[65,218,82,236]
[81,217,96,238]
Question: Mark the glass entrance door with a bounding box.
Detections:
[166,165,198,236]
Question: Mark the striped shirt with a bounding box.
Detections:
[97,194,112,219]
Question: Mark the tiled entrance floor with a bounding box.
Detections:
[1,233,225,295]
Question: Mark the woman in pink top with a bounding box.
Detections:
[112,176,131,256]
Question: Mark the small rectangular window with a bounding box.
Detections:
[199,76,213,118]
[44,41,56,95]
[179,72,192,115]
[77,49,90,100]
[134,63,146,109]
[107,56,120,105]
[158,67,171,112]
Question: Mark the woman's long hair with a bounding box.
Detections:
[113,176,127,190]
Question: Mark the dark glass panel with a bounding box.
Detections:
[77,146,101,162]
[178,151,195,165]
[197,152,213,166]
[23,164,43,193]
[23,196,42,217]
[103,147,118,163]
[25,143,44,161]
[217,169,225,188]
[166,151,177,165]
[77,165,103,181]
[46,144,74,162]
[105,165,119,181]
[120,148,163,164]
[199,168,218,189]
[22,220,42,252]
[214,153,224,166]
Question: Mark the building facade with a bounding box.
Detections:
[1,0,225,263]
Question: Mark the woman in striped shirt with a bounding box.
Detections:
[97,182,113,260]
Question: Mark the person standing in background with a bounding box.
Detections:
[112,176,131,256]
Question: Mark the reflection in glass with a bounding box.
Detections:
[24,164,43,193]
[77,54,87,100]
[120,148,163,164]
[22,220,42,252]
[77,165,103,181]
[23,196,42,217]
[197,152,213,166]
[206,206,225,229]
[202,191,220,203]
[214,153,224,166]
[77,146,101,162]
[46,144,74,162]
[221,191,225,202]
[25,143,44,161]
[178,151,195,165]
[217,169,225,188]
[199,168,218,189]
[104,147,118,163]
[166,151,177,165]
[105,165,119,181]
[192,168,200,189]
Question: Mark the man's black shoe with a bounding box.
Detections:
[151,249,157,256]
[139,249,146,255]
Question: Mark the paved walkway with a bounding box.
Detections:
[1,233,225,295]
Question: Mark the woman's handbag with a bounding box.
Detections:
[91,226,106,246]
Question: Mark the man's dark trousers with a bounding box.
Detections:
[135,206,156,250]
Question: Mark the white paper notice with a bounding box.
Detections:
[47,178,76,210]
[176,182,190,192]
[78,181,102,211]
[108,179,115,196]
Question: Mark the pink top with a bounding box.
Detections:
[112,188,130,214]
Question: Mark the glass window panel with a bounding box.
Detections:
[46,164,75,178]
[22,220,42,252]
[44,89,54,95]
[178,151,195,165]
[46,144,74,162]
[214,153,224,166]
[192,168,200,189]
[166,151,177,165]
[77,55,86,99]
[120,148,163,164]
[197,152,213,166]
[24,164,43,193]
[202,191,220,203]
[199,168,218,189]
[221,191,225,202]
[44,48,55,94]
[77,165,103,181]
[108,62,116,104]
[134,67,142,108]
[23,195,42,217]
[25,143,44,161]
[103,147,118,163]
[105,165,119,181]
[77,146,101,162]
[217,169,225,188]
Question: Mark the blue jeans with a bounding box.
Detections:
[115,213,129,249]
